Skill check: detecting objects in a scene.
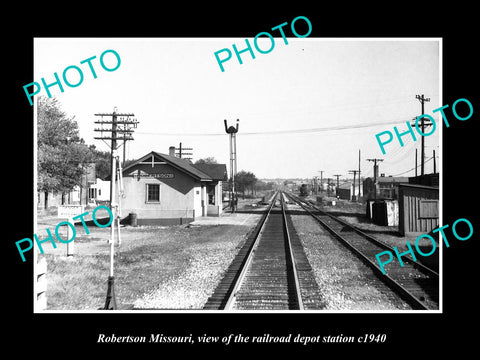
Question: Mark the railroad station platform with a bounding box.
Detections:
[189,212,262,227]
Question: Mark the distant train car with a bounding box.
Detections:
[299,183,309,197]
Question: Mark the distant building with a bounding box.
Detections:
[408,173,439,187]
[363,176,409,200]
[87,178,110,204]
[117,150,227,225]
[336,181,361,201]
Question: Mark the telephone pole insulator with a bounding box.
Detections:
[414,94,431,176]
[94,108,138,310]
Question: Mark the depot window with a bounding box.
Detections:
[146,183,160,203]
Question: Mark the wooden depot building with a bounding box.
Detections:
[118,150,227,225]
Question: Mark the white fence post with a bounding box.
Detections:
[36,257,47,311]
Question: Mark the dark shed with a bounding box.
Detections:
[398,184,439,236]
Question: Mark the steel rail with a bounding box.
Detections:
[223,191,279,310]
[280,192,304,310]
[286,193,434,310]
[293,195,439,278]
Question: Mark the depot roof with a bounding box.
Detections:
[121,151,226,182]
[193,163,228,181]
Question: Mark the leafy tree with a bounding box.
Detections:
[194,157,218,165]
[255,180,275,191]
[87,145,111,180]
[235,170,258,198]
[87,144,138,180]
[37,97,93,207]
[123,158,137,169]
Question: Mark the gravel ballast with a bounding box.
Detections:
[41,211,261,310]
[133,218,261,310]
[289,209,411,310]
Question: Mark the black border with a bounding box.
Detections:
[6,4,479,354]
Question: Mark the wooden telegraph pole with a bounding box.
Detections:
[415,94,431,176]
[358,149,361,201]
[348,170,358,201]
[175,142,193,160]
[94,108,138,310]
[367,158,383,201]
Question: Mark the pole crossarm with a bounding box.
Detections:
[94,113,135,116]
[415,94,431,176]
[93,108,138,310]
[366,158,383,201]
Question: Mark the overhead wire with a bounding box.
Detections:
[391,156,434,176]
[133,91,443,138]
[132,94,440,178]
[135,117,415,137]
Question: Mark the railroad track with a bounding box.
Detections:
[285,193,439,310]
[204,192,323,310]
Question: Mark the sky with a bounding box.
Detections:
[34,37,441,180]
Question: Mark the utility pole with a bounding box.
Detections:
[120,120,132,167]
[224,119,239,212]
[333,174,341,197]
[94,108,138,310]
[415,149,418,177]
[333,174,341,188]
[318,170,324,193]
[175,142,193,160]
[367,158,383,201]
[415,94,431,176]
[348,170,358,201]
[358,149,361,200]
[122,134,126,167]
[433,149,436,174]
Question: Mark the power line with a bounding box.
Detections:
[148,94,431,122]
[93,108,138,310]
[175,142,193,160]
[414,94,432,176]
[382,132,416,162]
[383,141,416,166]
[391,156,434,176]
[135,118,417,137]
